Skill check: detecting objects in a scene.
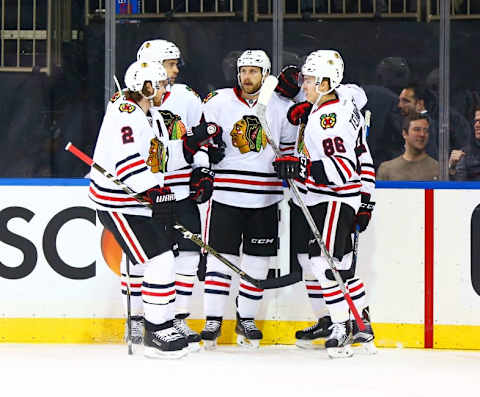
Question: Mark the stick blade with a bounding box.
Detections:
[258,75,278,106]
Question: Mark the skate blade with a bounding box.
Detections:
[353,341,377,355]
[202,339,218,351]
[236,335,260,349]
[327,345,354,359]
[295,339,325,350]
[188,342,201,353]
[144,346,189,359]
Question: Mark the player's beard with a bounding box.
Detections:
[242,80,262,95]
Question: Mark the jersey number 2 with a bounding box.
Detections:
[121,126,134,144]
[322,137,345,156]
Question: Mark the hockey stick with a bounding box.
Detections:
[256,76,365,330]
[65,142,287,290]
[125,256,133,355]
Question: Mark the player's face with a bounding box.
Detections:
[302,75,320,104]
[403,118,429,152]
[474,110,480,140]
[239,66,263,94]
[162,59,179,83]
[398,88,417,116]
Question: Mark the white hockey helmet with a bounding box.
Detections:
[305,50,344,76]
[237,50,271,82]
[124,60,168,99]
[137,39,181,64]
[301,50,344,91]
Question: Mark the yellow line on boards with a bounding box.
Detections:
[0,319,478,349]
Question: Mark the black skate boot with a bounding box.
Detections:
[143,320,189,359]
[325,320,353,359]
[174,313,201,353]
[235,313,262,349]
[125,315,144,345]
[295,315,333,349]
[352,308,377,354]
[200,317,222,350]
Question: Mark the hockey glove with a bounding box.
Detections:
[354,193,375,233]
[275,65,301,99]
[183,122,223,164]
[273,156,309,182]
[144,186,176,226]
[207,141,226,164]
[189,167,215,204]
[287,101,312,126]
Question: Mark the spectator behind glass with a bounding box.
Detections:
[362,57,409,169]
[377,113,439,181]
[449,107,480,180]
[397,82,470,161]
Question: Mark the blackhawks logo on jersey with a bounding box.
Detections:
[159,110,187,140]
[146,137,167,173]
[203,91,218,103]
[320,113,336,129]
[230,115,267,154]
[119,103,136,113]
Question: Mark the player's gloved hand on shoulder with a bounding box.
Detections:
[144,186,176,226]
[189,167,215,204]
[275,65,301,99]
[354,193,375,233]
[207,141,226,164]
[287,101,312,126]
[183,122,223,163]
[273,156,309,182]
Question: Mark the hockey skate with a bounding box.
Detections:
[295,316,333,349]
[235,314,262,349]
[200,318,222,350]
[352,309,377,355]
[144,327,189,359]
[124,316,144,345]
[174,313,201,353]
[325,321,353,359]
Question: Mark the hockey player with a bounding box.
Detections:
[275,51,376,351]
[89,60,221,358]
[200,50,297,349]
[273,50,376,358]
[117,39,223,352]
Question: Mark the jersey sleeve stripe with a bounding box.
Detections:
[117,159,146,176]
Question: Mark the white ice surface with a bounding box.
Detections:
[1,344,478,397]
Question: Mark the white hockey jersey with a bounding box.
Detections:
[299,89,375,210]
[89,97,188,216]
[202,87,297,208]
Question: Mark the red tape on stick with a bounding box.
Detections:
[65,142,93,166]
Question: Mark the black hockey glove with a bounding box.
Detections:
[287,101,312,126]
[273,156,309,182]
[354,193,375,233]
[207,141,226,164]
[144,186,176,226]
[275,65,301,99]
[183,122,223,164]
[189,167,215,204]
